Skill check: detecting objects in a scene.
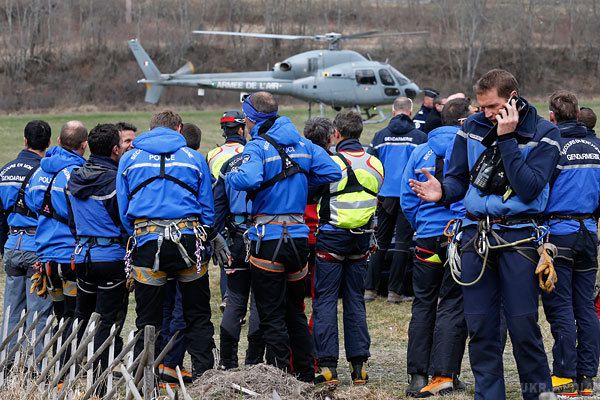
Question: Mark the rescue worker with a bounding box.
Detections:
[578,107,597,136]
[312,111,383,385]
[27,121,88,324]
[213,126,264,369]
[115,122,137,151]
[366,96,427,303]
[542,91,600,397]
[226,92,341,382]
[207,111,246,310]
[158,122,202,384]
[413,88,439,130]
[67,123,129,377]
[422,95,446,134]
[410,69,560,399]
[116,110,227,379]
[400,99,471,397]
[0,120,53,358]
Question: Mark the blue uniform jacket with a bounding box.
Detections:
[443,100,561,221]
[544,120,600,235]
[26,146,85,263]
[117,127,214,246]
[68,154,125,262]
[413,105,431,130]
[368,114,427,198]
[401,126,466,238]
[213,152,251,234]
[0,150,42,252]
[226,116,341,241]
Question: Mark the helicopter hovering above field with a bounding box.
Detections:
[128,30,425,122]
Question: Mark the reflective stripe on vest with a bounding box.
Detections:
[207,143,244,180]
[319,151,383,229]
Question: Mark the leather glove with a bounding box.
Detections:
[30,271,48,298]
[211,233,231,268]
[535,242,558,293]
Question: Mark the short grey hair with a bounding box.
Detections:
[392,97,413,113]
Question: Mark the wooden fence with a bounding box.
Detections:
[0,306,192,400]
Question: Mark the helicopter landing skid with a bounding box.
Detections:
[357,106,388,124]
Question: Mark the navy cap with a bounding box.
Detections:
[422,88,439,98]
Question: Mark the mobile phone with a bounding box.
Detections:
[507,95,526,113]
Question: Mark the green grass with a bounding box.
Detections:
[1,104,600,398]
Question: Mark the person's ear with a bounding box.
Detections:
[112,144,120,157]
[23,137,28,147]
[549,110,556,124]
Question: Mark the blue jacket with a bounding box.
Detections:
[117,127,214,246]
[213,152,251,234]
[26,146,86,263]
[368,114,427,198]
[401,126,466,238]
[443,100,561,221]
[544,120,600,235]
[0,150,42,252]
[68,154,125,262]
[413,105,432,130]
[226,116,341,241]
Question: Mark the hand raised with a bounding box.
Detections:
[496,99,519,136]
[409,168,442,203]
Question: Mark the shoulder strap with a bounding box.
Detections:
[40,171,69,225]
[8,165,39,219]
[434,155,445,184]
[246,123,308,202]
[128,154,199,200]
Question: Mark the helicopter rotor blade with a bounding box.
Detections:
[341,30,429,40]
[193,30,312,40]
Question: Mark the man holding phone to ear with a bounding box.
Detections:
[410,69,560,400]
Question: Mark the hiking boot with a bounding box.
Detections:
[578,375,594,396]
[364,290,377,302]
[551,375,577,397]
[387,291,403,303]
[453,375,466,391]
[350,362,368,385]
[417,376,454,397]
[159,364,193,383]
[314,367,339,385]
[406,374,428,397]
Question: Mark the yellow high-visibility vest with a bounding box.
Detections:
[318,150,384,229]
[206,142,244,180]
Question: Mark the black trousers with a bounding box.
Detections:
[75,260,129,372]
[250,237,314,382]
[220,231,264,369]
[366,197,413,295]
[406,236,467,377]
[132,235,215,376]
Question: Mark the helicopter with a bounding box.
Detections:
[128,30,425,122]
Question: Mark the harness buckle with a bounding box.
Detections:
[74,243,84,256]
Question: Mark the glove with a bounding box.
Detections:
[30,271,48,298]
[535,242,558,293]
[211,233,231,268]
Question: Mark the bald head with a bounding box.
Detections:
[59,120,88,154]
[392,97,413,117]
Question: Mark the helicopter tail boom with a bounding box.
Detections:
[128,39,165,103]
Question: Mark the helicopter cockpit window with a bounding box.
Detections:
[379,69,395,86]
[355,69,377,85]
[390,67,410,86]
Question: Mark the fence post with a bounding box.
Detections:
[13,309,27,367]
[106,324,116,393]
[41,317,54,373]
[86,320,95,390]
[28,311,38,370]
[0,304,9,386]
[143,326,155,399]
[69,319,79,383]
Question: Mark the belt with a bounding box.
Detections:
[548,213,595,221]
[79,236,122,246]
[252,214,305,225]
[134,217,199,236]
[466,212,540,226]
[9,226,36,235]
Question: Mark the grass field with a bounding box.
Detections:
[0,103,599,399]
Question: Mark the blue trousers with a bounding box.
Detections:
[461,227,551,400]
[2,248,53,359]
[312,230,370,367]
[161,279,187,368]
[542,228,600,378]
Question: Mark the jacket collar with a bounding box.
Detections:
[336,138,364,153]
[224,134,247,146]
